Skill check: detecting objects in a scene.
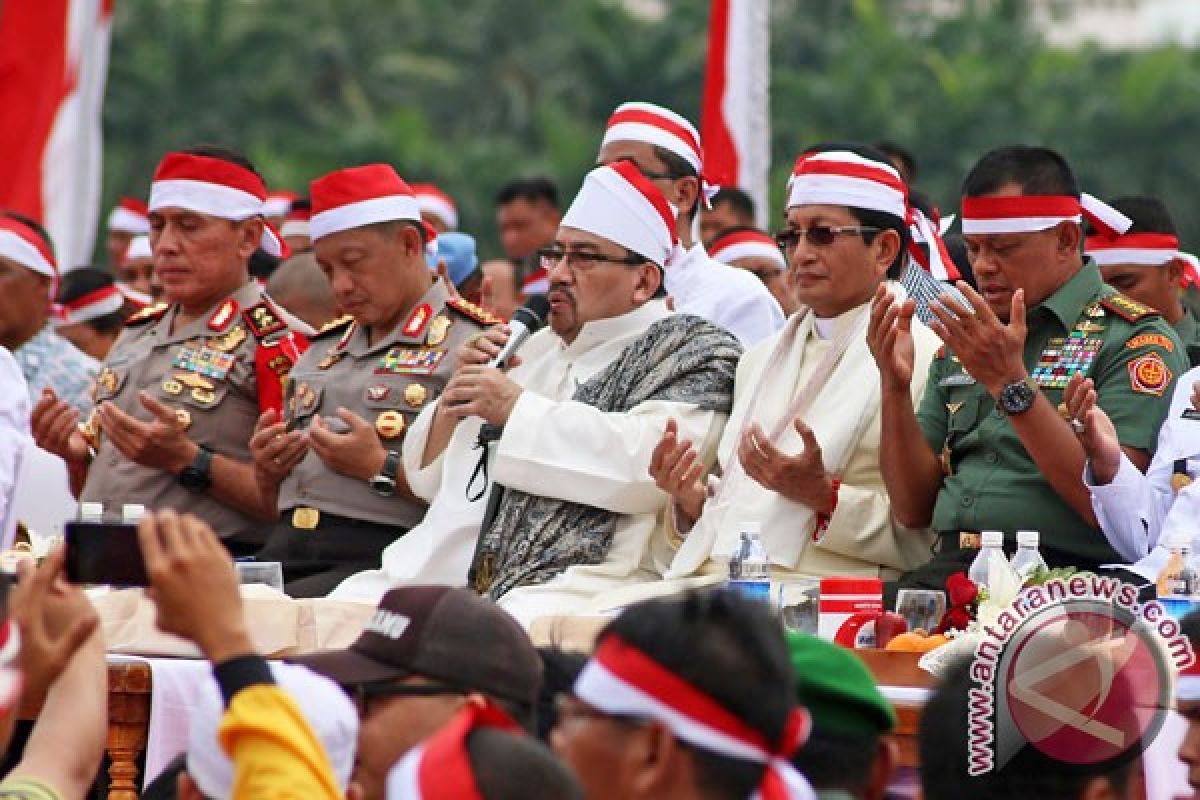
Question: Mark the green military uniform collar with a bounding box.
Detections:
[1029,260,1105,330]
[1175,307,1199,346]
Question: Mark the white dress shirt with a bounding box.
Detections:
[666,243,784,348]
[0,347,31,548]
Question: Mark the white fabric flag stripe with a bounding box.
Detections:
[42,0,112,274]
[723,0,769,228]
[961,215,1081,235]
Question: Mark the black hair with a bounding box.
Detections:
[0,210,55,257]
[181,145,262,182]
[535,647,588,742]
[799,142,910,278]
[652,145,702,223]
[791,730,878,795]
[1108,196,1177,236]
[469,727,584,800]
[599,589,796,800]
[289,197,311,213]
[942,233,977,290]
[920,660,1134,800]
[710,187,756,222]
[961,145,1079,199]
[495,178,560,210]
[874,140,918,182]
[56,267,130,332]
[248,249,281,281]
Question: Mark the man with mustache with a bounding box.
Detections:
[331,161,740,626]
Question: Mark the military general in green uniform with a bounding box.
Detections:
[1085,194,1200,367]
[869,146,1187,596]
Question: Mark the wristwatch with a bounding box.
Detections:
[998,378,1037,416]
[369,450,402,497]
[179,445,214,492]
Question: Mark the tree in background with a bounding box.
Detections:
[101,0,1200,260]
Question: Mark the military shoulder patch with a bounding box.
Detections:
[1128,352,1172,396]
[1100,293,1160,323]
[242,301,288,341]
[312,314,355,339]
[446,297,502,327]
[1125,333,1176,352]
[124,302,169,326]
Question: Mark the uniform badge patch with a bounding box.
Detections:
[404,383,428,408]
[209,325,248,353]
[1125,333,1175,352]
[367,385,390,402]
[208,299,239,331]
[243,302,287,340]
[403,304,433,338]
[375,410,407,439]
[1032,335,1102,389]
[376,347,446,375]
[938,371,976,388]
[173,344,236,381]
[1128,352,1171,396]
[426,315,453,347]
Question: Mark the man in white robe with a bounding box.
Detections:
[589,146,941,612]
[332,161,740,627]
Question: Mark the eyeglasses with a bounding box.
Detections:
[537,246,646,273]
[553,693,651,728]
[773,225,882,252]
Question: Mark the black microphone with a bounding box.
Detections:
[487,294,550,369]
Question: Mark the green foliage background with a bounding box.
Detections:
[101,0,1200,258]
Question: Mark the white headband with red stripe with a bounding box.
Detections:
[602,101,718,207]
[1086,232,1180,266]
[107,197,150,235]
[574,636,816,800]
[386,702,522,800]
[787,151,960,282]
[54,286,125,326]
[960,193,1132,237]
[148,152,286,258]
[0,218,58,298]
[710,230,786,270]
[561,160,681,269]
[413,184,459,231]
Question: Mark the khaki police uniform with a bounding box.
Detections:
[81,281,308,553]
[259,279,497,596]
[890,261,1188,598]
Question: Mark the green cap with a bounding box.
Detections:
[786,631,896,737]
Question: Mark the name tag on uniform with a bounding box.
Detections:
[938,371,976,388]
[1182,408,1200,421]
[375,347,446,376]
[173,343,237,381]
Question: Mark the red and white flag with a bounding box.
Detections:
[0,0,114,271]
[701,0,770,228]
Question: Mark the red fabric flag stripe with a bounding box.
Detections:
[793,157,908,196]
[699,0,736,187]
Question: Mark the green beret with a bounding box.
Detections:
[786,631,896,737]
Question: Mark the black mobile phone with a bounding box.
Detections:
[64,521,149,586]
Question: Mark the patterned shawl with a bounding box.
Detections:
[471,313,741,599]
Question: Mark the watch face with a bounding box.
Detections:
[369,476,396,497]
[1001,381,1036,414]
[180,467,210,491]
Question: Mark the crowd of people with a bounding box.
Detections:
[2,97,1200,798]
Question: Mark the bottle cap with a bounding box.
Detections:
[981,530,1004,548]
[1016,530,1039,547]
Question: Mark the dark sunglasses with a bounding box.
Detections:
[774,225,882,251]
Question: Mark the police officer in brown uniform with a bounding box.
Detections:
[251,164,495,596]
[32,147,310,554]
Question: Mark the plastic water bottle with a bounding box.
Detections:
[968,531,1007,591]
[1010,530,1048,582]
[729,522,771,603]
[1157,532,1198,599]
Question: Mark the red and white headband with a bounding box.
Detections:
[263,190,298,218]
[787,151,907,220]
[709,230,786,271]
[1086,232,1180,267]
[575,636,816,800]
[560,160,681,269]
[0,217,58,298]
[909,209,961,282]
[281,207,311,239]
[413,184,459,231]
[960,193,1132,237]
[1178,654,1200,703]
[124,234,152,262]
[386,701,522,800]
[310,164,423,241]
[603,101,716,207]
[107,197,150,235]
[54,286,125,326]
[148,152,285,257]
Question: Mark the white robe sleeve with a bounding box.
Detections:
[400,402,449,502]
[0,349,30,548]
[492,391,719,515]
[1084,455,1157,563]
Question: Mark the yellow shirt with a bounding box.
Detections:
[218,685,340,800]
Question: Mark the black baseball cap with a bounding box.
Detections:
[291,586,542,709]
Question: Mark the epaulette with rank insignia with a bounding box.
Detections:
[446,296,502,326]
[123,302,169,326]
[242,300,289,342]
[312,314,355,339]
[1100,293,1160,324]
